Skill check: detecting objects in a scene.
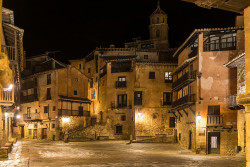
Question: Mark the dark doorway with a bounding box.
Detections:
[42,128,47,139]
[208,132,220,154]
[33,129,37,139]
[21,126,24,138]
[189,131,192,150]
[134,91,142,105]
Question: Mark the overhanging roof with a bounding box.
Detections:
[224,52,245,68]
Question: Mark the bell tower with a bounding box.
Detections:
[149,1,169,49]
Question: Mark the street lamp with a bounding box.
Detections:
[3,84,13,91]
[16,115,21,119]
[62,117,70,123]
[197,112,201,123]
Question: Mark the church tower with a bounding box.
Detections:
[149,1,169,49]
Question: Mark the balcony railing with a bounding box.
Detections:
[207,115,223,126]
[188,47,198,58]
[0,90,14,106]
[115,81,127,88]
[228,94,244,110]
[1,45,16,61]
[172,71,196,91]
[111,101,132,109]
[172,94,195,108]
[20,94,38,104]
[58,109,90,117]
[23,113,40,121]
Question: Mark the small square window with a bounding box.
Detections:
[35,109,38,113]
[52,124,55,128]
[53,106,56,111]
[74,90,78,95]
[149,72,155,79]
[115,125,122,134]
[88,68,91,73]
[121,115,126,121]
[44,106,49,113]
[144,55,148,59]
[74,78,78,82]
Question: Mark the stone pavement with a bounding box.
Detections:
[0,141,29,167]
[0,140,246,167]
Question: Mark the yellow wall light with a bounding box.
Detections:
[62,117,70,123]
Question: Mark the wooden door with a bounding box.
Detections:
[33,129,37,139]
[189,131,192,150]
[208,132,220,154]
[21,126,24,138]
[42,128,47,139]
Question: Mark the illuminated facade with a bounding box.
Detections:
[170,26,244,155]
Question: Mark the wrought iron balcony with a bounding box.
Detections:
[0,89,14,106]
[23,113,40,121]
[172,71,196,91]
[115,81,127,88]
[172,94,195,108]
[58,109,90,117]
[207,115,223,126]
[228,94,245,110]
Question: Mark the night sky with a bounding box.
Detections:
[3,0,239,62]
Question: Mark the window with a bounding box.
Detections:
[179,133,181,141]
[52,124,55,128]
[90,78,93,88]
[34,78,38,87]
[156,30,160,38]
[44,106,49,113]
[163,18,164,23]
[47,74,51,85]
[117,94,127,108]
[116,77,126,88]
[169,117,175,128]
[134,91,142,105]
[115,125,122,134]
[144,55,148,59]
[157,17,159,24]
[27,107,31,118]
[121,115,126,121]
[47,88,51,100]
[88,68,91,73]
[149,72,155,79]
[163,92,172,105]
[74,78,78,82]
[79,64,81,70]
[53,106,56,111]
[208,105,220,115]
[111,61,132,73]
[74,90,78,95]
[35,109,38,113]
[165,72,172,83]
[118,76,126,82]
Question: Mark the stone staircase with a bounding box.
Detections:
[66,121,115,142]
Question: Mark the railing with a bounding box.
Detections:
[20,94,38,104]
[58,109,90,117]
[97,47,135,52]
[1,45,16,61]
[228,94,244,110]
[172,71,196,90]
[203,41,236,51]
[207,115,223,126]
[0,90,14,105]
[115,81,127,88]
[111,101,132,109]
[23,113,39,120]
[172,94,195,108]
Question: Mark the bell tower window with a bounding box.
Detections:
[157,17,159,24]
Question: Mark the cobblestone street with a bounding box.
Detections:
[0,140,246,167]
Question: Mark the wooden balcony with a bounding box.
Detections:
[20,94,38,104]
[207,115,223,126]
[115,81,127,88]
[172,71,196,91]
[23,113,40,121]
[58,109,90,117]
[0,89,14,106]
[228,94,245,110]
[1,45,17,62]
[172,94,195,108]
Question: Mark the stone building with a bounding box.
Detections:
[225,53,246,152]
[169,26,244,155]
[15,55,91,140]
[69,3,178,141]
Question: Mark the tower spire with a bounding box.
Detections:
[157,0,160,8]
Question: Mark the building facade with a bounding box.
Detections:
[15,55,91,140]
[170,26,244,155]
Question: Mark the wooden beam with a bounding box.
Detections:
[172,112,177,118]
[189,106,195,115]
[177,110,183,117]
[182,107,188,117]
